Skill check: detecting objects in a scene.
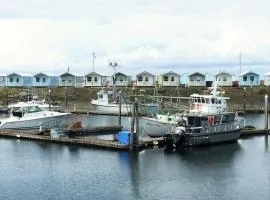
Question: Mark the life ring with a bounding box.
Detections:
[209,116,215,125]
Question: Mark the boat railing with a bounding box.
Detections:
[201,120,245,134]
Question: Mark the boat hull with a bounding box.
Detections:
[0,113,71,130]
[182,129,242,146]
[139,117,177,137]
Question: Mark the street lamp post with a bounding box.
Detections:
[92,52,96,72]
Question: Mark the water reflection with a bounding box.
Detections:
[264,135,269,152]
[118,151,141,199]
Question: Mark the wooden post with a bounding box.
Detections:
[265,94,268,131]
[134,99,140,149]
[65,86,67,112]
[118,91,122,126]
[129,101,135,150]
[48,89,51,111]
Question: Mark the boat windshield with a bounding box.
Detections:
[12,106,42,114]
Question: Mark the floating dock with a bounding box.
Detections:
[240,129,270,138]
[0,128,165,151]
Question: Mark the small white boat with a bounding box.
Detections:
[0,103,71,130]
[139,113,183,137]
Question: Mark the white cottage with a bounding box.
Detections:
[136,71,155,87]
[264,72,270,86]
[0,73,7,87]
[85,72,107,87]
[188,72,206,87]
[157,71,180,87]
[59,72,84,87]
[113,72,131,87]
[215,72,233,86]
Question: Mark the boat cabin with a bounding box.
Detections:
[186,112,237,134]
[95,90,120,105]
[189,94,229,114]
[10,105,42,118]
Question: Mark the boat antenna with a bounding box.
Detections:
[109,59,120,97]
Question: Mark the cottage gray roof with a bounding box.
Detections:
[85,72,103,77]
[34,72,58,77]
[239,71,259,77]
[115,72,127,77]
[162,71,179,76]
[137,71,155,77]
[215,71,233,77]
[188,72,205,77]
[60,72,84,77]
[7,72,33,77]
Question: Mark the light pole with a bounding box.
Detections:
[92,52,96,72]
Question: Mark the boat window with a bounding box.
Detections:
[87,77,92,82]
[188,117,201,127]
[201,98,205,103]
[214,115,222,124]
[171,77,175,82]
[27,106,42,113]
[94,77,98,82]
[198,98,201,103]
[211,98,215,104]
[138,76,142,81]
[145,77,149,81]
[164,76,169,81]
[206,98,210,104]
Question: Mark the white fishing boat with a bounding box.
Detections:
[90,89,158,115]
[90,61,158,115]
[0,103,71,130]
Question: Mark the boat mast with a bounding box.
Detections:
[109,59,118,98]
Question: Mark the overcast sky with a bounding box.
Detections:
[0,0,270,78]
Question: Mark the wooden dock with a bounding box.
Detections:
[240,129,270,138]
[0,129,165,151]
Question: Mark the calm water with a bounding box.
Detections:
[0,114,270,200]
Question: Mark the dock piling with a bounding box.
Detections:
[265,94,268,132]
[129,101,135,150]
[118,90,122,126]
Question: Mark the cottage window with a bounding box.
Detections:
[87,77,92,82]
[16,78,19,83]
[243,76,247,81]
[171,77,175,82]
[145,77,149,81]
[138,76,143,81]
[43,78,46,82]
[94,77,98,82]
[120,78,123,82]
[223,77,227,81]
[62,79,65,82]
[36,77,40,82]
[10,77,13,82]
[250,76,254,82]
[164,76,168,81]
